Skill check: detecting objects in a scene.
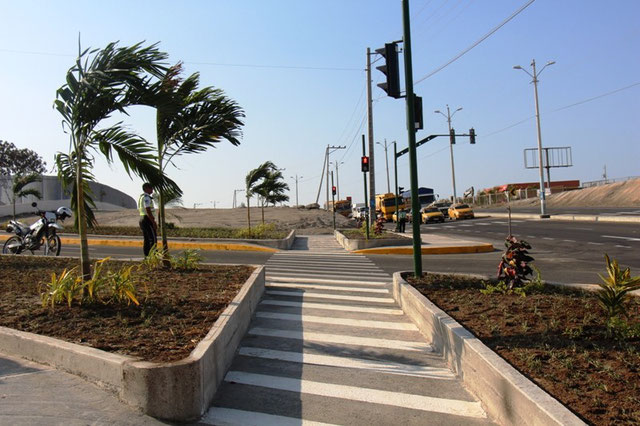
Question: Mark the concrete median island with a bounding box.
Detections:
[334,229,412,251]
[0,266,265,422]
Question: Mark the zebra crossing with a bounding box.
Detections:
[204,235,493,425]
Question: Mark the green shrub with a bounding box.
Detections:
[107,265,140,306]
[41,267,82,309]
[142,244,165,270]
[170,249,203,271]
[597,254,640,321]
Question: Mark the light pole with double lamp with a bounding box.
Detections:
[513,59,555,218]
[290,175,303,207]
[434,105,463,202]
[376,140,391,194]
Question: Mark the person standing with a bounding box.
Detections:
[138,182,157,256]
[398,208,407,233]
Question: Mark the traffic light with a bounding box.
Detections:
[414,96,423,131]
[449,127,456,144]
[375,43,401,99]
[398,186,405,194]
[469,128,476,144]
[361,156,370,172]
[332,186,337,196]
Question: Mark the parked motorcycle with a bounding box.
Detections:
[3,202,72,256]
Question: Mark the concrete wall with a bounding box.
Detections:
[0,175,135,216]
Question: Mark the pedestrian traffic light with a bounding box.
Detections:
[414,96,423,131]
[332,186,336,196]
[469,128,476,144]
[375,43,401,99]
[449,127,456,144]
[361,156,370,172]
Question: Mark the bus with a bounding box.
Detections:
[375,193,405,221]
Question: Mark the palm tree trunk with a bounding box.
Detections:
[75,151,91,281]
[12,196,16,220]
[157,155,170,268]
[261,197,265,225]
[247,195,251,235]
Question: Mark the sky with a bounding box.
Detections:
[1,0,638,208]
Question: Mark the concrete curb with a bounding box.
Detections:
[485,212,640,223]
[391,272,585,426]
[0,233,279,253]
[334,229,412,251]
[355,243,494,255]
[0,266,265,422]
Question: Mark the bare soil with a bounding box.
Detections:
[0,256,253,363]
[406,273,640,425]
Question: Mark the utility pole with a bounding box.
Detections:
[435,105,463,202]
[232,189,245,208]
[331,161,344,200]
[402,0,422,277]
[362,135,370,239]
[376,139,391,193]
[514,59,555,218]
[331,171,336,230]
[291,174,303,206]
[366,48,376,225]
[394,141,399,232]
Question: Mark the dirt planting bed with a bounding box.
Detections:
[406,273,640,425]
[0,256,253,362]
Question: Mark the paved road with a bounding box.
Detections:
[374,216,639,284]
[204,235,494,425]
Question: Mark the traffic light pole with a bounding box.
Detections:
[362,135,370,239]
[394,141,399,232]
[401,0,422,278]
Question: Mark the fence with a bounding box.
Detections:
[582,176,639,188]
[469,185,581,207]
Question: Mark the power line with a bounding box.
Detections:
[415,0,536,85]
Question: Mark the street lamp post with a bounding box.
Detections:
[290,174,303,207]
[514,59,555,218]
[376,139,391,193]
[435,105,462,202]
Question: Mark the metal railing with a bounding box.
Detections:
[581,176,639,188]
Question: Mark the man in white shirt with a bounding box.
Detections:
[138,182,157,256]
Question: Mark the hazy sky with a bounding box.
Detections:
[1,0,638,208]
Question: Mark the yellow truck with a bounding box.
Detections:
[375,193,405,221]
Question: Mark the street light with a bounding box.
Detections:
[330,161,344,200]
[514,59,555,218]
[290,174,303,207]
[376,139,391,193]
[434,105,463,202]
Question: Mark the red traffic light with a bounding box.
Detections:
[361,156,370,172]
[332,186,337,195]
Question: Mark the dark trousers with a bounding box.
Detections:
[139,216,157,256]
[399,218,406,233]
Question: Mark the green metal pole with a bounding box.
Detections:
[394,142,399,232]
[402,0,423,277]
[331,171,336,230]
[362,135,370,239]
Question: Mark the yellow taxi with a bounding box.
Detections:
[420,207,445,224]
[448,203,474,220]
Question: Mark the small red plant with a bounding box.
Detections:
[497,236,534,289]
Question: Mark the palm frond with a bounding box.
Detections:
[55,151,98,228]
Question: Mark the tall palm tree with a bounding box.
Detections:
[245,161,276,233]
[11,173,42,219]
[54,41,180,280]
[255,168,289,224]
[150,63,244,260]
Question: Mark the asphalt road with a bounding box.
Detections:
[478,206,640,216]
[53,215,639,285]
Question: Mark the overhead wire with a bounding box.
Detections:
[414,0,536,85]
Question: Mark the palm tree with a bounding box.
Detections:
[245,161,276,234]
[149,63,244,261]
[54,41,180,280]
[11,173,42,219]
[255,168,289,223]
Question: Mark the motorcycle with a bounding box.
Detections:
[3,202,72,256]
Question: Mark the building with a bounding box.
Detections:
[0,175,136,217]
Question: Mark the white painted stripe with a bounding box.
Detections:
[266,291,396,304]
[542,237,554,240]
[267,267,390,277]
[268,260,381,269]
[615,245,632,248]
[267,280,387,288]
[260,299,404,315]
[267,274,390,284]
[224,372,485,419]
[255,312,416,331]
[266,276,391,286]
[248,328,432,352]
[203,407,338,426]
[588,242,604,245]
[563,239,576,242]
[238,347,454,379]
[602,235,640,242]
[266,283,389,294]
